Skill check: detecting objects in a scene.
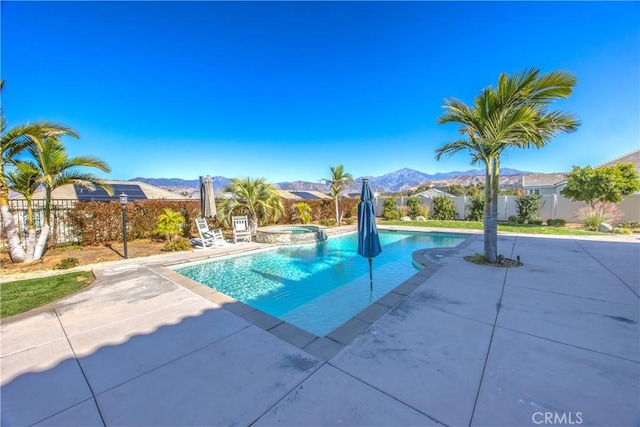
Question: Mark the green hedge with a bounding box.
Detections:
[67,198,359,245]
[68,200,203,245]
[276,198,358,225]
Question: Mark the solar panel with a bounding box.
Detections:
[75,184,148,202]
[290,191,322,200]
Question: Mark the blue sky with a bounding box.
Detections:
[2,1,638,183]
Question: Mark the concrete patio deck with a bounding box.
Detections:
[1,230,639,426]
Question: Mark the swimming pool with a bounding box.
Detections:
[174,230,467,336]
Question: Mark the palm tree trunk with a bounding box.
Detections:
[489,156,500,261]
[25,200,35,263]
[482,161,497,262]
[0,202,26,262]
[250,214,258,234]
[33,224,49,261]
[33,186,53,261]
[25,228,36,263]
[334,197,340,224]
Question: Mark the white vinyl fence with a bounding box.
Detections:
[375,193,640,223]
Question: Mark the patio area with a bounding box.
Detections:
[1,230,638,426]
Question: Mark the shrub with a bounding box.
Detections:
[319,218,336,227]
[529,219,543,225]
[382,198,398,220]
[54,257,79,270]
[418,204,430,218]
[163,236,192,252]
[397,205,409,217]
[620,221,640,229]
[615,226,632,235]
[384,210,400,221]
[153,208,185,243]
[507,215,519,224]
[516,194,543,223]
[432,196,455,220]
[546,219,566,227]
[578,201,623,230]
[344,218,354,225]
[293,202,312,224]
[466,196,484,221]
[406,197,421,219]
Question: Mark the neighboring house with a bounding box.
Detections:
[10,180,191,202]
[415,188,455,198]
[522,149,640,196]
[277,190,332,201]
[522,173,567,196]
[596,149,640,175]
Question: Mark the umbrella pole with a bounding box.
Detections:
[368,257,373,291]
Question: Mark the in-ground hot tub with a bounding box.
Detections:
[256,225,328,246]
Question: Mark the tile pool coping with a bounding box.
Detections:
[152,229,477,361]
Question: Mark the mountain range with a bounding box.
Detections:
[130,167,531,197]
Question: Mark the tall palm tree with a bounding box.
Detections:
[219,177,284,232]
[0,80,80,262]
[322,165,354,224]
[436,68,580,262]
[6,161,42,262]
[29,136,112,260]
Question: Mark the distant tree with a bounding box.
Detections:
[561,163,640,208]
[322,165,354,224]
[464,183,482,198]
[446,184,465,196]
[219,177,284,231]
[436,68,580,262]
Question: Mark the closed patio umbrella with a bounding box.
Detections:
[200,175,217,219]
[357,178,382,290]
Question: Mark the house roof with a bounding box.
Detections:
[277,190,332,200]
[597,149,640,173]
[11,180,190,201]
[521,173,566,188]
[415,188,454,198]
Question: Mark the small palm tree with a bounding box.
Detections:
[219,177,284,232]
[0,80,80,262]
[6,161,42,262]
[322,165,354,224]
[153,208,185,243]
[293,202,312,224]
[29,136,112,260]
[436,68,580,262]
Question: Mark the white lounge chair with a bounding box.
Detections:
[195,218,226,248]
[232,215,252,243]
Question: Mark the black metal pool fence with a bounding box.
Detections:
[2,199,79,248]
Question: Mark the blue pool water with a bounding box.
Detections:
[174,230,467,336]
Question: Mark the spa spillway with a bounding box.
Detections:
[255,225,328,246]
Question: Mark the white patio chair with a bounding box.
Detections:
[232,215,252,243]
[195,218,226,249]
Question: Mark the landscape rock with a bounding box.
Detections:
[598,223,614,233]
[415,216,427,222]
[400,216,412,222]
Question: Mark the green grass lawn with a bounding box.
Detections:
[1,271,94,319]
[383,220,600,236]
